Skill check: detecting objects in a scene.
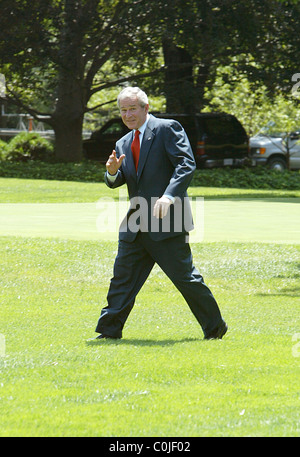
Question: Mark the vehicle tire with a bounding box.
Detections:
[267,157,287,171]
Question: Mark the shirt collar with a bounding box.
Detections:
[134,114,150,135]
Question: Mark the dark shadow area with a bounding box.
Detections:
[86,337,200,347]
[258,264,300,297]
[258,287,300,298]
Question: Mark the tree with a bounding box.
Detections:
[151,0,300,113]
[203,60,300,133]
[0,0,164,161]
[1,0,300,161]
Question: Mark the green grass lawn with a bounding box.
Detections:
[0,179,299,243]
[0,176,300,203]
[0,178,300,437]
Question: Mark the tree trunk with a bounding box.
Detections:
[51,69,86,162]
[52,115,84,162]
[162,39,195,114]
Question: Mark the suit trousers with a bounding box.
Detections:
[95,231,224,338]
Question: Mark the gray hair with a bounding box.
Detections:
[117,87,149,108]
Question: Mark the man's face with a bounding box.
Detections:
[119,96,149,130]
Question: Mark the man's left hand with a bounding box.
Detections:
[153,196,172,219]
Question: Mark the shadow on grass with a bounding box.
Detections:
[258,288,300,298]
[86,337,200,347]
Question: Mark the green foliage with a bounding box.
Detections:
[203,60,300,136]
[0,159,105,181]
[190,167,300,191]
[0,139,9,159]
[0,159,299,191]
[3,132,54,162]
[2,0,300,160]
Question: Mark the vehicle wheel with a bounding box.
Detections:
[267,157,287,171]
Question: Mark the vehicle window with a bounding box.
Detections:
[102,122,124,135]
[204,117,244,136]
[173,116,197,143]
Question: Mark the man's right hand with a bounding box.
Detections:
[106,150,125,175]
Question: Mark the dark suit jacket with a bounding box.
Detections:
[105,114,196,241]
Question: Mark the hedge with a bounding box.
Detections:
[190,166,300,190]
[0,160,105,182]
[0,160,299,190]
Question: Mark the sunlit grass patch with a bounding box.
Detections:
[1,237,299,436]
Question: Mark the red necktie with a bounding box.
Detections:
[131,130,140,171]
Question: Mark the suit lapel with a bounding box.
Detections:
[137,119,155,183]
[122,132,137,180]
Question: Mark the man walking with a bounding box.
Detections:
[95,87,227,340]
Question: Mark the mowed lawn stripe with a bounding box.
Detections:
[0,199,299,243]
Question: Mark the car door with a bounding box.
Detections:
[93,119,130,162]
[287,133,300,169]
[199,115,248,162]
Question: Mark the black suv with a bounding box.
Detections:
[83,112,249,168]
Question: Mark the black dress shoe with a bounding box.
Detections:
[204,322,228,340]
[95,334,120,340]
